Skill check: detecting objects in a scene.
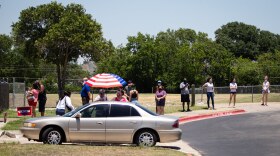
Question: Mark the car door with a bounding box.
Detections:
[68,104,109,142]
[106,104,142,143]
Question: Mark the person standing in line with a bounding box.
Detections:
[80,77,91,105]
[155,80,162,113]
[229,78,237,108]
[180,78,191,112]
[155,85,167,115]
[202,77,215,110]
[38,81,47,116]
[56,91,75,116]
[30,82,40,117]
[94,89,108,102]
[261,75,270,106]
[125,80,134,97]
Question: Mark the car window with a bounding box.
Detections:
[109,104,140,117]
[131,107,141,116]
[64,104,89,117]
[135,104,157,116]
[80,104,108,118]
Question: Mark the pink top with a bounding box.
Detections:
[113,97,128,102]
[32,89,39,102]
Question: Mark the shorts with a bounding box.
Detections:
[181,94,190,102]
[39,100,47,112]
[28,100,37,107]
[262,90,270,94]
[156,99,165,106]
[56,109,65,116]
[230,92,237,94]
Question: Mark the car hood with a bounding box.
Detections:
[24,116,66,122]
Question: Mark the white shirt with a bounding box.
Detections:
[180,82,189,94]
[56,96,74,110]
[204,82,214,92]
[94,95,108,102]
[263,81,270,92]
[230,82,237,92]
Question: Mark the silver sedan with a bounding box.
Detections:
[20,101,182,147]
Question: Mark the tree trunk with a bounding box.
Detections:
[56,62,64,98]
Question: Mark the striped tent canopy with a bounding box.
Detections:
[85,73,127,88]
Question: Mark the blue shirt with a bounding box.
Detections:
[80,84,90,97]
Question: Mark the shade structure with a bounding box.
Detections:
[85,73,127,88]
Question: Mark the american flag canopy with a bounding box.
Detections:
[85,73,127,88]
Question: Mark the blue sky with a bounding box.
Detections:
[0,0,280,46]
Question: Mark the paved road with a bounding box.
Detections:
[181,110,280,156]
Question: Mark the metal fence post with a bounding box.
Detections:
[0,79,9,111]
[13,77,15,108]
[191,84,195,106]
[252,85,254,103]
[24,81,26,107]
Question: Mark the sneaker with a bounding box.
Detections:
[186,109,192,112]
[261,104,265,106]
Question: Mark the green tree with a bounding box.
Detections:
[232,58,260,85]
[154,28,198,87]
[12,2,107,96]
[0,34,30,78]
[257,50,280,84]
[258,31,279,53]
[215,22,260,60]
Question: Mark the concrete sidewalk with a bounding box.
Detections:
[1,102,280,156]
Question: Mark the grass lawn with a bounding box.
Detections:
[0,143,187,156]
[43,93,280,108]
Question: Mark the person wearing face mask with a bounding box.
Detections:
[80,77,91,105]
[180,78,191,112]
[202,77,215,110]
[261,75,270,106]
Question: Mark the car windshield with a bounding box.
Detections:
[63,104,90,117]
[135,104,158,116]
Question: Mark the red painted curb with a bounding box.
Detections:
[179,109,246,123]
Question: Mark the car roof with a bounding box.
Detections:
[89,101,137,106]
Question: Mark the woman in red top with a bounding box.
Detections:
[112,90,128,102]
[28,83,40,117]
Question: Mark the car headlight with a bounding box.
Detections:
[23,123,36,128]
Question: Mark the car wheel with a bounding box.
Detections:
[42,127,63,145]
[135,130,157,147]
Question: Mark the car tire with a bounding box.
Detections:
[42,127,63,145]
[135,130,157,147]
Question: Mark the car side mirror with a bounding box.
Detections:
[74,113,81,118]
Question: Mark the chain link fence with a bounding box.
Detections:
[2,77,280,109]
[192,85,280,104]
[9,82,26,108]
